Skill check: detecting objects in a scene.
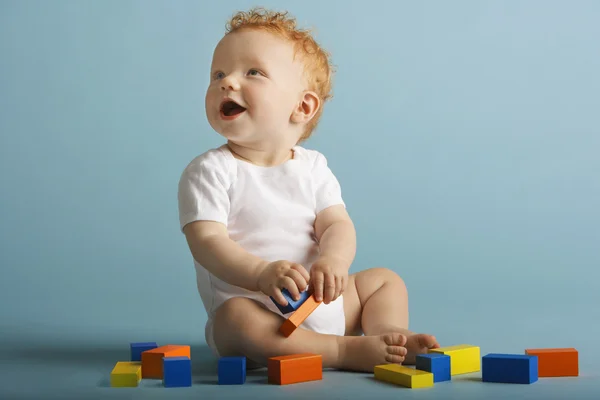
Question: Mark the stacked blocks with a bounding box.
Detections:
[218,356,246,385]
[429,344,480,375]
[130,342,158,361]
[271,288,311,314]
[163,356,192,387]
[279,293,322,337]
[110,361,142,387]
[374,364,434,388]
[482,354,538,384]
[416,353,451,382]
[268,354,322,385]
[141,345,191,379]
[525,348,578,377]
[110,342,192,388]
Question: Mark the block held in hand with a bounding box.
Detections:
[271,288,311,314]
[279,292,322,337]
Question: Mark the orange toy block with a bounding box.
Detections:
[279,293,321,337]
[141,345,191,379]
[268,354,322,385]
[524,348,578,377]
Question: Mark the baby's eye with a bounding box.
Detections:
[213,71,225,80]
[247,69,262,76]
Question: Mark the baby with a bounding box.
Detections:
[178,7,439,372]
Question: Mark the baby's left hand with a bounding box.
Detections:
[310,256,349,304]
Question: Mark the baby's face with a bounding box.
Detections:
[205,29,306,147]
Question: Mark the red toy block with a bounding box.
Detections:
[141,345,191,379]
[268,353,322,385]
[279,293,321,337]
[524,348,578,377]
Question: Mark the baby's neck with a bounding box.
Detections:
[227,142,295,167]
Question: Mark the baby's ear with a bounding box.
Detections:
[291,91,320,124]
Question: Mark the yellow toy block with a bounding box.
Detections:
[374,364,434,388]
[110,361,142,387]
[429,344,480,375]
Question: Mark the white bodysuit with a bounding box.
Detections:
[178,144,347,356]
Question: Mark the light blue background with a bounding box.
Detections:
[1,0,598,399]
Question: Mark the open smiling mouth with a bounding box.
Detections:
[220,100,247,120]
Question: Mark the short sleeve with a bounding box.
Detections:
[312,152,345,214]
[178,153,231,232]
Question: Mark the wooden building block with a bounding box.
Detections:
[271,288,311,314]
[130,342,157,361]
[163,356,192,387]
[279,294,322,337]
[374,364,434,388]
[524,348,578,377]
[416,353,451,382]
[482,354,538,384]
[429,344,480,375]
[268,354,322,385]
[110,361,142,387]
[141,344,191,379]
[218,357,246,385]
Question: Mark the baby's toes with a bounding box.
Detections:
[383,333,407,347]
[385,346,406,364]
[387,345,407,358]
[421,334,439,349]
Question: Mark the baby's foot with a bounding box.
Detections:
[337,333,407,372]
[403,333,440,364]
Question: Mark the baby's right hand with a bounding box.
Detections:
[257,260,310,306]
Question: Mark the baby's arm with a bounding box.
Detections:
[311,204,357,302]
[183,220,310,303]
[184,220,267,291]
[314,204,357,269]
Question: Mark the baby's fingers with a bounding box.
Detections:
[280,276,301,301]
[286,269,308,298]
[323,273,336,304]
[332,275,344,302]
[290,263,310,283]
[270,287,288,306]
[311,271,324,302]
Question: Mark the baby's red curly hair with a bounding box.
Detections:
[224,7,334,142]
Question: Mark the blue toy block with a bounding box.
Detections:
[416,353,451,382]
[162,356,192,387]
[218,356,246,385]
[270,288,311,314]
[482,354,538,384]
[130,342,158,361]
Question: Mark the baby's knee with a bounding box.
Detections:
[213,297,256,329]
[212,296,281,358]
[369,267,407,290]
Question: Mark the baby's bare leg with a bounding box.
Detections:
[212,296,408,372]
[343,267,440,363]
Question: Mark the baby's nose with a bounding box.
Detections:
[220,76,241,91]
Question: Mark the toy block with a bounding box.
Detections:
[218,356,246,385]
[110,361,141,387]
[271,288,311,314]
[130,342,158,361]
[524,348,578,377]
[279,293,322,337]
[268,354,322,385]
[163,356,192,387]
[416,353,451,382]
[429,344,480,375]
[482,354,538,384]
[374,364,434,388]
[141,344,191,379]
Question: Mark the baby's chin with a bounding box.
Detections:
[215,130,256,146]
